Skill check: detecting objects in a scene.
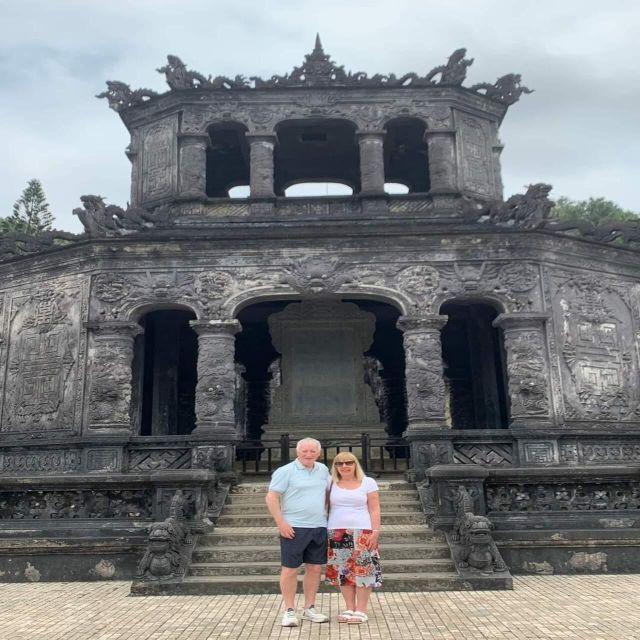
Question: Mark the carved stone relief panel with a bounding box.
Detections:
[139,115,178,203]
[520,441,557,465]
[1,281,86,436]
[84,448,122,472]
[456,113,493,196]
[0,489,154,519]
[0,449,82,475]
[394,261,540,313]
[181,102,242,133]
[551,273,639,421]
[128,448,191,471]
[503,331,551,417]
[90,268,280,322]
[487,480,640,512]
[453,443,514,465]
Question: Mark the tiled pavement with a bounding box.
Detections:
[1,575,640,639]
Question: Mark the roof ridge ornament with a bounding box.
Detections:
[97,43,533,110]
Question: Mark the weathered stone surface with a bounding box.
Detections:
[0,39,639,584]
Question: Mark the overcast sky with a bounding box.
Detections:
[0,0,638,232]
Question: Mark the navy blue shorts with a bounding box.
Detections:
[280,527,328,568]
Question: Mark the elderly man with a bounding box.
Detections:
[266,437,330,627]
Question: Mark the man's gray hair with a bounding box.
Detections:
[296,437,322,452]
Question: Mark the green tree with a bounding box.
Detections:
[8,178,54,234]
[553,196,638,224]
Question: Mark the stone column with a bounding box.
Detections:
[178,132,208,199]
[246,133,277,199]
[357,131,386,195]
[189,319,242,439]
[493,313,552,427]
[85,321,143,431]
[424,129,457,193]
[397,315,449,434]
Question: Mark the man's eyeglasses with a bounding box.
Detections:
[335,461,356,466]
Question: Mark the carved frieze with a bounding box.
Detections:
[281,256,351,297]
[581,443,640,465]
[1,283,84,435]
[552,273,639,421]
[0,450,82,475]
[487,481,640,512]
[0,489,153,519]
[395,261,539,313]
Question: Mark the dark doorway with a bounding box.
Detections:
[206,122,250,197]
[235,298,407,440]
[384,118,430,193]
[133,309,198,436]
[274,119,360,195]
[440,301,509,429]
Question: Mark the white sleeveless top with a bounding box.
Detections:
[327,476,379,530]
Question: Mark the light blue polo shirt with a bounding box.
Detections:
[268,459,330,528]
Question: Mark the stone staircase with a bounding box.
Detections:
[169,478,486,594]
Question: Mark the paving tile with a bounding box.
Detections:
[1,576,640,639]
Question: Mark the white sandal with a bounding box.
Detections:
[337,610,354,623]
[347,611,369,624]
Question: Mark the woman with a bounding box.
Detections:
[325,451,382,624]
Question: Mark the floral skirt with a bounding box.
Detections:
[326,528,382,588]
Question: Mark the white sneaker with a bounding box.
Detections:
[281,609,299,627]
[302,606,329,623]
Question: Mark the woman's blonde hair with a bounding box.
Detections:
[330,451,365,482]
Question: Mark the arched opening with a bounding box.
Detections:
[234,297,406,441]
[384,117,429,193]
[132,309,198,436]
[384,182,410,194]
[274,119,360,196]
[228,185,250,198]
[206,122,249,197]
[284,182,353,197]
[440,300,509,429]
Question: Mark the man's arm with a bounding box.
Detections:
[266,490,295,539]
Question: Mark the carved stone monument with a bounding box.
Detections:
[264,301,385,438]
[0,37,639,583]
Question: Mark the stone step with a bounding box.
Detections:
[222,500,423,514]
[225,491,420,505]
[189,557,455,577]
[215,511,426,527]
[143,572,505,595]
[229,482,416,494]
[192,542,451,563]
[201,526,438,546]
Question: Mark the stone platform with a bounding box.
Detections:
[3,576,640,639]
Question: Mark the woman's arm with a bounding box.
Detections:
[366,490,381,550]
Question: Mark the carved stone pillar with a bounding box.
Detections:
[493,313,552,427]
[357,131,386,195]
[247,133,277,199]
[424,129,457,193]
[397,315,449,435]
[178,133,208,199]
[85,321,143,431]
[189,319,242,439]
